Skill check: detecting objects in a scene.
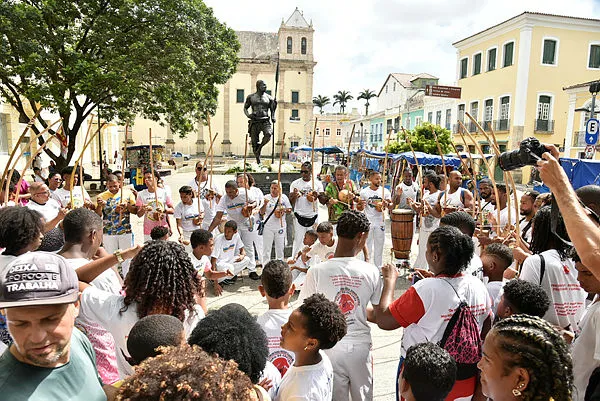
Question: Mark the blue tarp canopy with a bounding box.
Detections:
[391,151,462,168]
[534,157,600,193]
[291,145,346,154]
[352,149,389,159]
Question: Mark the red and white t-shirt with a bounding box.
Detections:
[257,309,294,377]
[520,250,586,333]
[299,257,382,344]
[389,274,492,358]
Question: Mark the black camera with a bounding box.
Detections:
[497,137,548,171]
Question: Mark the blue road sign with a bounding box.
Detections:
[586,118,599,145]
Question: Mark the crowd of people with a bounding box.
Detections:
[0,146,598,401]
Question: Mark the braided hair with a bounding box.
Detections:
[529,206,571,260]
[427,226,474,275]
[491,315,573,401]
[122,240,200,321]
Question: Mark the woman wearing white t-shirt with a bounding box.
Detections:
[376,225,492,401]
[260,181,292,265]
[79,240,205,378]
[520,206,586,334]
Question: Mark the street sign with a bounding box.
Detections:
[584,145,596,159]
[425,85,462,99]
[586,118,599,145]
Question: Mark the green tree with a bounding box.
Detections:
[387,122,452,155]
[357,89,376,116]
[333,90,353,114]
[0,0,239,169]
[312,95,330,115]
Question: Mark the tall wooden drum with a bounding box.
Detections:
[391,209,414,260]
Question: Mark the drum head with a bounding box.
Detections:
[392,209,414,215]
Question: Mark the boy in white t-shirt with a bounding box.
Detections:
[174,185,203,254]
[211,220,250,292]
[299,210,383,401]
[275,293,347,401]
[572,250,600,401]
[288,230,318,289]
[52,166,93,209]
[257,260,296,378]
[302,221,337,267]
[480,243,513,314]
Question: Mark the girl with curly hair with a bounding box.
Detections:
[79,240,204,378]
[478,314,573,401]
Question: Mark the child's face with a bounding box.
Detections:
[303,234,317,246]
[280,310,310,353]
[180,192,193,204]
[576,261,600,294]
[195,238,214,257]
[224,227,236,240]
[317,232,333,245]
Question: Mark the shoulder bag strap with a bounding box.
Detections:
[262,197,280,226]
[539,254,546,286]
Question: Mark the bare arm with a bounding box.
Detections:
[207,211,224,233]
[462,189,474,209]
[77,246,142,284]
[375,264,402,330]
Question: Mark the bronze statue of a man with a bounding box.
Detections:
[244,80,277,164]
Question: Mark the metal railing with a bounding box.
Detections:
[534,119,554,133]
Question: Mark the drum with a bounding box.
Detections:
[391,209,415,260]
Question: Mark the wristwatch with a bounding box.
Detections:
[114,250,124,264]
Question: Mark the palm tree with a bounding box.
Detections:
[333,90,353,114]
[312,95,331,115]
[358,89,377,116]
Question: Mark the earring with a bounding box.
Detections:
[304,346,308,351]
[512,389,522,397]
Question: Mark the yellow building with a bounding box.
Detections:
[453,12,600,181]
[563,80,600,160]
[129,8,316,158]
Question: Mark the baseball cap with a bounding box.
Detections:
[0,252,79,308]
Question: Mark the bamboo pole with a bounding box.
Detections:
[242,132,250,206]
[148,128,158,207]
[346,124,355,167]
[401,126,424,228]
[118,124,129,224]
[456,127,482,225]
[431,129,449,213]
[70,116,99,208]
[450,140,478,218]
[14,133,60,202]
[5,118,62,205]
[458,120,501,232]
[277,132,286,227]
[381,128,393,224]
[310,118,318,211]
[0,108,42,198]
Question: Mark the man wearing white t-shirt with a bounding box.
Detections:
[189,162,222,235]
[237,173,265,268]
[27,182,67,232]
[393,168,419,210]
[211,221,250,289]
[289,162,324,255]
[358,171,392,269]
[173,185,203,254]
[208,180,260,280]
[299,210,382,401]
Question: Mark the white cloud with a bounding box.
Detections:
[204,0,599,114]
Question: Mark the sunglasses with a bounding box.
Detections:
[196,167,206,171]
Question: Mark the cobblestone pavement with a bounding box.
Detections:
[127,167,417,401]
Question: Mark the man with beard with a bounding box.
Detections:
[0,252,112,400]
[518,190,539,244]
[478,178,495,215]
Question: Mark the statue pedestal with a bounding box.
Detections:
[221,139,232,157]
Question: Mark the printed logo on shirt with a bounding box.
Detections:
[324,251,334,260]
[270,350,294,377]
[334,287,360,315]
[223,243,235,253]
[227,202,245,211]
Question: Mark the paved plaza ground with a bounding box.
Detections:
[125,165,418,401]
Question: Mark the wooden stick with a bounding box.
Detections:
[450,140,478,218]
[5,118,62,205]
[278,132,286,227]
[458,120,501,231]
[381,128,393,224]
[401,126,425,230]
[310,118,318,211]
[431,129,449,213]
[70,115,97,209]
[148,128,159,207]
[15,133,60,203]
[242,133,249,203]
[346,124,355,168]
[0,108,42,198]
[456,129,482,225]
[118,124,129,224]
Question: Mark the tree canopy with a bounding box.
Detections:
[0,0,239,167]
[333,90,352,114]
[312,95,330,115]
[387,122,452,155]
[357,89,376,116]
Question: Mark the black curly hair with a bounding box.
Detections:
[117,345,254,400]
[336,210,370,239]
[62,207,102,243]
[122,240,200,322]
[427,226,474,275]
[482,243,514,270]
[424,172,441,189]
[501,280,550,318]
[188,303,268,384]
[297,294,347,350]
[261,260,292,299]
[440,211,476,237]
[126,314,185,366]
[0,206,43,255]
[529,206,571,260]
[149,225,170,240]
[490,314,573,401]
[402,342,457,401]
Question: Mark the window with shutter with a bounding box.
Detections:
[503,42,514,67]
[542,40,557,65]
[589,45,600,69]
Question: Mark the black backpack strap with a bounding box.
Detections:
[539,254,546,286]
